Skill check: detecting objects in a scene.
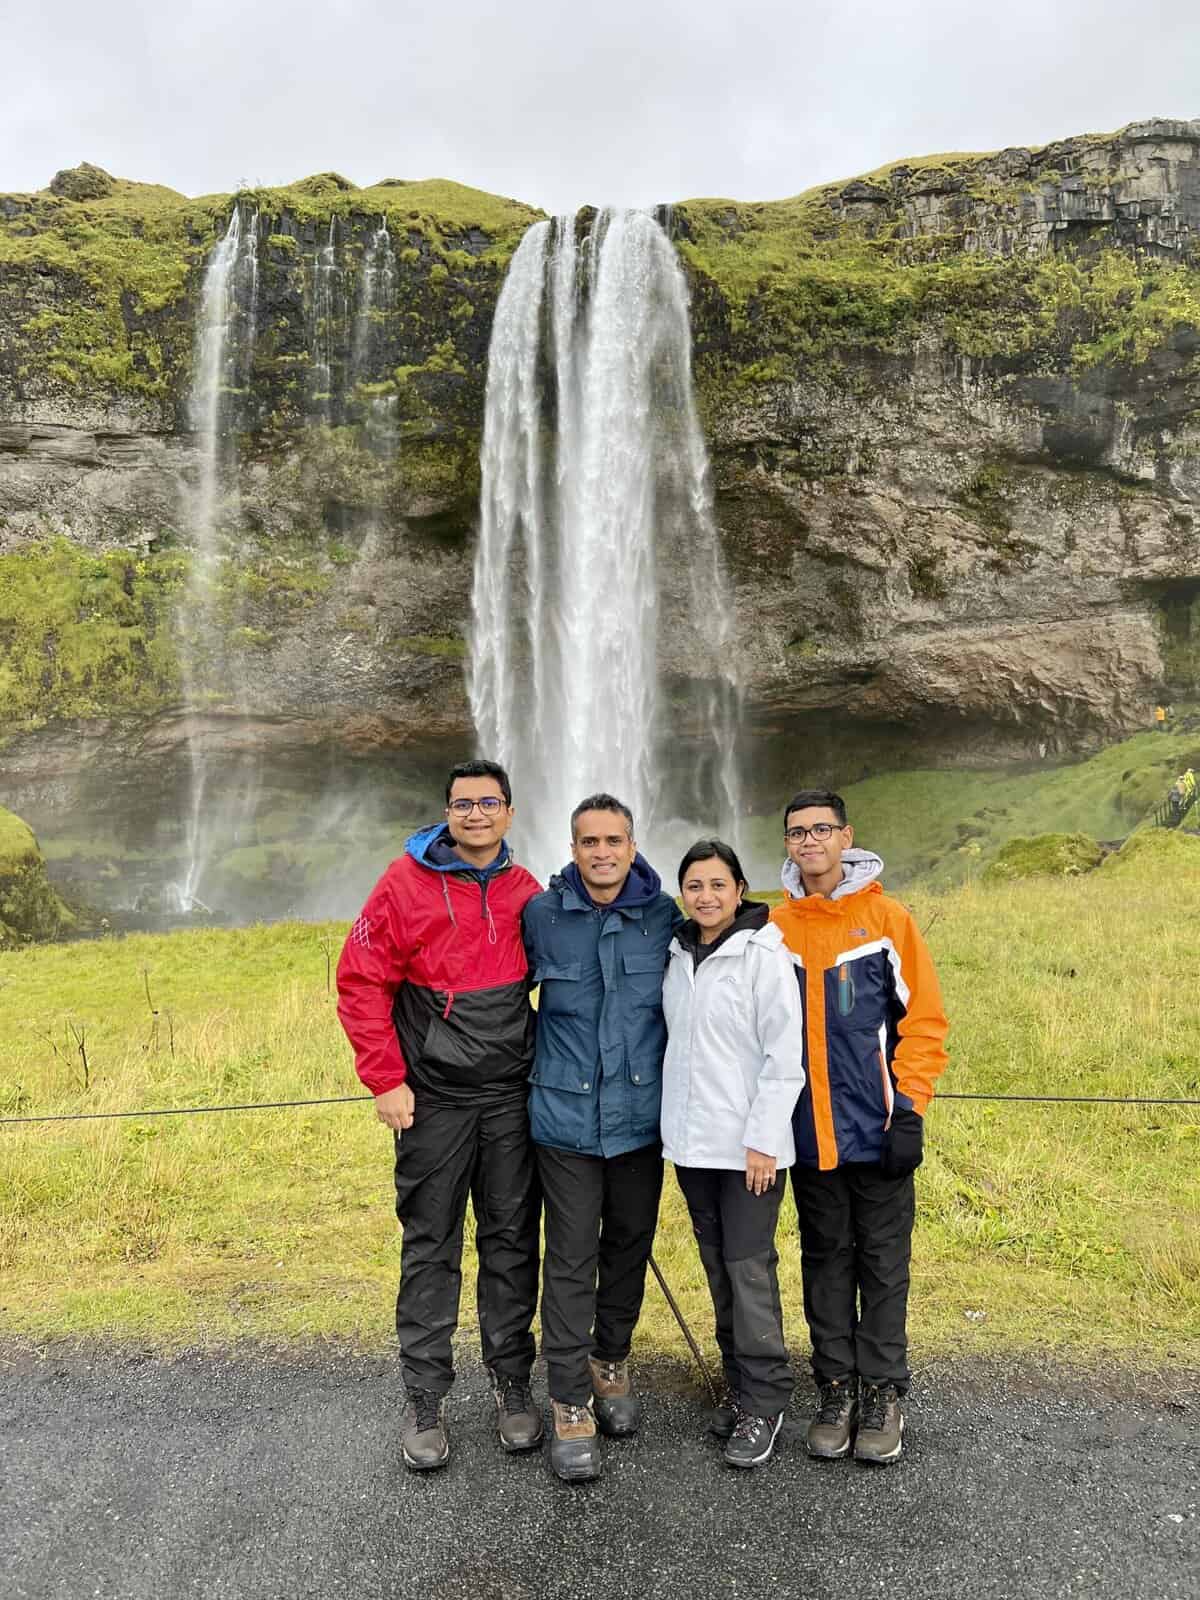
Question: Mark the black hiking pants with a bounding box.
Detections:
[791,1162,915,1393]
[536,1141,664,1405]
[392,1092,540,1397]
[675,1166,793,1416]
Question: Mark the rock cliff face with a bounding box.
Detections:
[2,124,1199,809]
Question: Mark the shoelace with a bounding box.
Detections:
[815,1383,853,1426]
[731,1408,773,1443]
[499,1379,534,1417]
[858,1384,894,1433]
[410,1390,442,1432]
[594,1361,622,1385]
[558,1402,591,1426]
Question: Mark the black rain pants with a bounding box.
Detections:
[536,1141,664,1405]
[791,1161,915,1393]
[675,1165,793,1416]
[392,1092,540,1397]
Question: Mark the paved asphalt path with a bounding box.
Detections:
[2,1344,1196,1600]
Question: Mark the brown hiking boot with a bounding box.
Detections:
[489,1371,544,1453]
[854,1382,904,1464]
[589,1356,642,1437]
[807,1377,858,1459]
[549,1399,602,1482]
[400,1388,450,1472]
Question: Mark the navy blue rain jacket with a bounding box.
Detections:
[523,856,683,1158]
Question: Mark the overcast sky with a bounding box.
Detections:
[5,1,1198,213]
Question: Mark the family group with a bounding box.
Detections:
[336,760,949,1480]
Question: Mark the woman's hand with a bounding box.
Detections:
[745,1148,777,1194]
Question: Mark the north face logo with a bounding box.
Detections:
[850,928,867,937]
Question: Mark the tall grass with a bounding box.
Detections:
[1,864,1197,1363]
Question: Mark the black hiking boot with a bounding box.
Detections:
[549,1399,602,1482]
[400,1387,450,1472]
[589,1356,642,1437]
[490,1371,544,1453]
[807,1377,858,1459]
[708,1384,739,1441]
[723,1407,784,1469]
[854,1382,904,1464]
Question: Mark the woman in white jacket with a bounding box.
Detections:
[662,838,806,1470]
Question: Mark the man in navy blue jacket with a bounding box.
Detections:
[522,792,682,1482]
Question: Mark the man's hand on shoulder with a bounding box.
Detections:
[375,1082,415,1131]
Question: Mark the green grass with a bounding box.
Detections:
[744,727,1200,888]
[1,853,1197,1364]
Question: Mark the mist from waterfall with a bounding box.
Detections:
[175,205,261,912]
[471,209,741,883]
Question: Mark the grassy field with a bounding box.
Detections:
[1,834,1198,1368]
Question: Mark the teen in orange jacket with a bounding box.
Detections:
[770,789,948,1467]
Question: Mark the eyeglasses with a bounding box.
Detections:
[785,823,841,842]
[448,796,505,816]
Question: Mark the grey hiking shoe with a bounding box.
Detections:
[401,1388,450,1472]
[854,1382,904,1464]
[549,1399,602,1482]
[807,1377,858,1459]
[490,1371,544,1453]
[589,1356,641,1437]
[708,1385,738,1441]
[723,1407,784,1469]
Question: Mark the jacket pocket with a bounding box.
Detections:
[622,951,665,1007]
[533,961,582,1015]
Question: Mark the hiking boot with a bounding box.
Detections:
[549,1399,602,1482]
[400,1387,450,1472]
[854,1382,904,1464]
[490,1371,544,1453]
[708,1384,739,1441]
[589,1356,642,1437]
[807,1377,858,1459]
[723,1407,784,1469]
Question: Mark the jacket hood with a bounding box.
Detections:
[678,898,769,959]
[405,821,512,877]
[781,846,884,900]
[556,852,663,910]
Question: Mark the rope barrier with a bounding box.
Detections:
[1,1089,1198,1126]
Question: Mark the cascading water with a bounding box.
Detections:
[311,218,341,412]
[174,205,260,912]
[351,219,399,462]
[471,209,742,882]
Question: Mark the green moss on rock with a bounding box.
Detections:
[983,831,1104,882]
[0,807,75,945]
[0,539,184,728]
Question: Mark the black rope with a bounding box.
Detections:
[1,1089,1198,1128]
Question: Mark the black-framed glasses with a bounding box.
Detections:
[448,796,505,816]
[785,822,840,842]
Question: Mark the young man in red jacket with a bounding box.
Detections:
[336,759,543,1472]
[771,789,948,1466]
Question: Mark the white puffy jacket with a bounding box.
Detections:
[661,918,806,1170]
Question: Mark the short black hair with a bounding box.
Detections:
[571,792,634,839]
[677,837,749,892]
[445,759,512,807]
[783,789,847,829]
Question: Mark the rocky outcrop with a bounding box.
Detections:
[1,128,1199,806]
[0,806,74,944]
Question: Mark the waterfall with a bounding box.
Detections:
[471,209,741,882]
[311,218,340,411]
[351,219,399,461]
[174,205,260,912]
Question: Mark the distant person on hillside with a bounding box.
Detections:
[661,838,806,1470]
[1155,704,1168,733]
[522,793,681,1482]
[336,759,543,1473]
[771,789,949,1466]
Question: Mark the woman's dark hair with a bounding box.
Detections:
[677,837,749,892]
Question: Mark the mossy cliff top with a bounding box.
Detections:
[0,164,542,409]
[674,118,1200,385]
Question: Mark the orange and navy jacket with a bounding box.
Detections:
[770,849,948,1170]
[336,822,541,1102]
